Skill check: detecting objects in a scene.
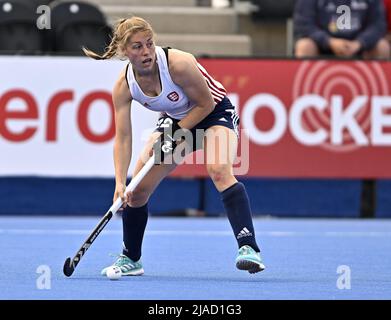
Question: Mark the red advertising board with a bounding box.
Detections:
[173,59,391,178]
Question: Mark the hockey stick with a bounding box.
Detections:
[63,155,155,277]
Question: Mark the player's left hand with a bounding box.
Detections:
[153,118,182,164]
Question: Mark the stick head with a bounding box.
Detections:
[63,257,74,277]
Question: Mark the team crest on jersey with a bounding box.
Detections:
[167,91,179,102]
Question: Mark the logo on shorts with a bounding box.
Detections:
[167,91,179,102]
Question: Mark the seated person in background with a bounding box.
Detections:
[294,0,390,59]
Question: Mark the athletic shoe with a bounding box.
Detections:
[101,254,144,276]
[235,245,265,274]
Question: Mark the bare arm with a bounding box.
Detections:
[112,68,133,202]
[169,50,215,129]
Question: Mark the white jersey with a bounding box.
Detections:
[126,46,226,119]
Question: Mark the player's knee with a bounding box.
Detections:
[129,188,150,207]
[207,164,231,184]
[295,38,319,57]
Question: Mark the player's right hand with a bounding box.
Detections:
[114,184,127,209]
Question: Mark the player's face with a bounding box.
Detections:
[125,31,156,74]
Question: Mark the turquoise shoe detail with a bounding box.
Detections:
[235,245,265,274]
[101,254,144,276]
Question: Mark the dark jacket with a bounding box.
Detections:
[294,0,387,51]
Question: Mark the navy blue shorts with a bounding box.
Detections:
[155,96,239,150]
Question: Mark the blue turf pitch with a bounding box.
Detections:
[0,216,390,300]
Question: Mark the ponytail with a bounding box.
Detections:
[83,19,127,60]
[82,35,119,60]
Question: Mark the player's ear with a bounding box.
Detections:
[118,44,129,59]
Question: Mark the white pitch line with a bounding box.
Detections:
[0,229,390,237]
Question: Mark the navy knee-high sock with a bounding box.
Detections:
[122,203,148,261]
[221,182,260,252]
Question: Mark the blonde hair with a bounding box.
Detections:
[83,17,155,60]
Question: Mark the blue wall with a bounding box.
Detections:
[0,177,115,216]
[204,178,362,218]
[149,178,201,214]
[376,180,391,218]
[0,176,378,217]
